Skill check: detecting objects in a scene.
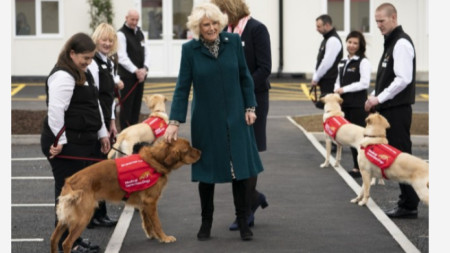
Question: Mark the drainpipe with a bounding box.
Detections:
[277,0,284,78]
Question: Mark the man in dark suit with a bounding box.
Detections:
[211,0,271,231]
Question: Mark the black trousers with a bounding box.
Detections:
[342,106,367,169]
[379,105,420,210]
[119,76,144,130]
[41,129,99,249]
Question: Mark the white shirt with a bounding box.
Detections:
[47,70,108,145]
[334,55,371,93]
[87,52,119,120]
[117,25,151,73]
[312,36,342,82]
[371,38,415,103]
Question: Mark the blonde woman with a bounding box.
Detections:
[87,22,124,228]
[164,2,264,241]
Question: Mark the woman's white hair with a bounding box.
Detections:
[186,2,228,40]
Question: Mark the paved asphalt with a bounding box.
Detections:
[11,81,432,253]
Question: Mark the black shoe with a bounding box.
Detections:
[348,169,361,178]
[197,221,212,241]
[77,238,100,252]
[385,207,418,219]
[229,212,254,231]
[87,215,118,228]
[58,244,97,253]
[237,219,253,241]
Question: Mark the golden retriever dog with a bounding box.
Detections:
[50,138,201,253]
[319,93,365,168]
[108,94,169,159]
[351,113,429,206]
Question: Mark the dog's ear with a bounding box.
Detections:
[365,115,372,125]
[338,96,343,104]
[164,148,180,166]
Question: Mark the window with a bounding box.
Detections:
[15,0,62,37]
[142,0,163,39]
[327,0,370,33]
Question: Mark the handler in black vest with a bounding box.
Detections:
[365,3,419,219]
[312,14,343,109]
[40,33,109,253]
[117,9,150,130]
[334,31,370,178]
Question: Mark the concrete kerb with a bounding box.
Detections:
[11,134,429,146]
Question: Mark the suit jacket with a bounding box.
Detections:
[240,18,272,94]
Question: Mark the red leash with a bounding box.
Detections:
[115,81,140,108]
[51,126,106,162]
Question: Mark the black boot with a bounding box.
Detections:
[232,179,253,241]
[197,182,214,241]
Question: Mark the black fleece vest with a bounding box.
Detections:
[375,26,416,109]
[93,53,115,128]
[338,57,367,108]
[45,67,102,144]
[316,28,343,83]
[118,24,145,78]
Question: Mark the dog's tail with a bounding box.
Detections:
[56,185,85,224]
[108,134,125,159]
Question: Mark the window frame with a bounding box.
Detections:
[13,0,64,39]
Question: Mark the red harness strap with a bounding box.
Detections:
[115,154,161,199]
[362,144,402,179]
[142,116,168,138]
[323,116,350,139]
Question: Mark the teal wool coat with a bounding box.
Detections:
[170,32,264,183]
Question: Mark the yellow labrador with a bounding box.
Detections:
[351,113,429,206]
[108,94,169,159]
[319,93,364,168]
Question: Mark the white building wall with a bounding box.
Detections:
[11,0,429,80]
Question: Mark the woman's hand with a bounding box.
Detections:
[245,111,257,125]
[116,80,124,90]
[49,144,63,159]
[164,125,179,143]
[100,137,111,154]
[334,88,344,94]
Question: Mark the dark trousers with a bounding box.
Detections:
[119,76,144,130]
[379,105,420,210]
[342,106,367,169]
[254,91,269,152]
[41,132,99,249]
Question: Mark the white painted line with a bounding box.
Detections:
[12,204,54,207]
[287,116,421,253]
[12,177,53,180]
[12,157,47,161]
[104,205,135,253]
[12,238,44,242]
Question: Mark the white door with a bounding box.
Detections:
[140,0,196,77]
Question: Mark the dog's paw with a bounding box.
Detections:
[350,197,359,204]
[333,162,340,167]
[160,235,176,243]
[358,199,368,206]
[320,161,329,168]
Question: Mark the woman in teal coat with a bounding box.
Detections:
[164,2,263,241]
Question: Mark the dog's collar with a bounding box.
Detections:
[364,134,386,138]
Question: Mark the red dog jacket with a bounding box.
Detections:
[323,116,350,139]
[115,154,161,198]
[143,116,168,138]
[362,144,401,179]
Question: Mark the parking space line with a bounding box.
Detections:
[286,116,421,253]
[12,238,44,242]
[12,157,47,161]
[105,205,135,253]
[12,204,54,207]
[11,84,26,96]
[12,176,53,180]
